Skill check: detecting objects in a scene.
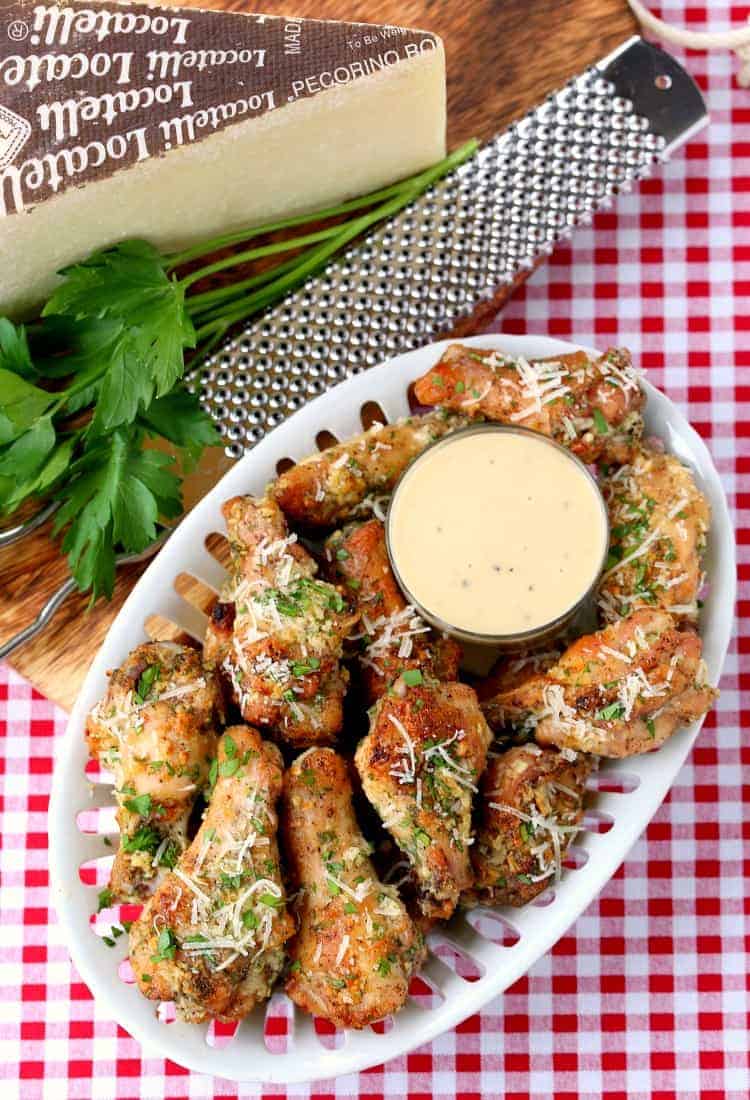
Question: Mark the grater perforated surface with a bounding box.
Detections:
[186,37,707,457]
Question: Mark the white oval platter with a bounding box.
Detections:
[48,334,736,1084]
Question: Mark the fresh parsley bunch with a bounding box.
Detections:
[0,142,478,602]
[0,241,219,599]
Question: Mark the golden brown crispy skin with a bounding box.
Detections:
[326,519,462,702]
[478,608,716,757]
[129,726,293,1023]
[413,345,644,464]
[477,646,563,736]
[355,677,492,920]
[204,495,355,746]
[463,744,593,908]
[598,445,710,624]
[283,748,425,1030]
[272,411,465,529]
[86,641,222,901]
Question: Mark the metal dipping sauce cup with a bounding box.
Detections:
[384,424,610,650]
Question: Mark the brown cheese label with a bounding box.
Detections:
[0,1,439,217]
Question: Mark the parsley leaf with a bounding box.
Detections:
[401,669,423,686]
[121,826,161,855]
[124,793,153,817]
[44,240,196,419]
[0,318,35,379]
[151,927,178,963]
[596,701,625,721]
[134,664,160,705]
[52,425,182,599]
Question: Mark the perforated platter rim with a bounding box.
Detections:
[48,335,736,1085]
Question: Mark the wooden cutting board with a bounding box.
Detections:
[0,0,637,710]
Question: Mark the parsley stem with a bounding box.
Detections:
[186,253,303,314]
[191,139,478,347]
[178,225,345,291]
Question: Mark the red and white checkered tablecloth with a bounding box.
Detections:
[1,5,748,1097]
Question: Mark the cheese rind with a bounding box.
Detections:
[0,3,446,316]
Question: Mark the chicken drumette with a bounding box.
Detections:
[478,608,716,757]
[355,676,492,919]
[413,344,644,464]
[130,726,293,1022]
[86,641,222,901]
[463,744,593,908]
[326,518,461,703]
[283,747,425,1029]
[272,411,465,530]
[598,445,710,624]
[204,495,355,746]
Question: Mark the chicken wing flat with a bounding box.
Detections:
[204,495,355,746]
[326,519,461,702]
[86,641,222,901]
[413,344,644,464]
[463,744,593,908]
[478,608,716,757]
[272,411,465,529]
[598,445,710,624]
[130,726,293,1023]
[355,676,492,919]
[283,747,425,1029]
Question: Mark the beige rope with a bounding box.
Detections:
[627,0,750,85]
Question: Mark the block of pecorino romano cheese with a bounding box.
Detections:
[0,1,446,316]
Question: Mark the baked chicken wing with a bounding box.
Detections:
[413,344,644,464]
[283,747,425,1029]
[86,641,222,901]
[463,744,593,908]
[272,411,465,529]
[478,608,716,757]
[204,495,354,746]
[598,445,710,624]
[130,726,293,1022]
[326,518,461,702]
[355,676,492,919]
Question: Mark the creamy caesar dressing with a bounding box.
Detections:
[387,428,608,638]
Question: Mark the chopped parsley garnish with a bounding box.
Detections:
[592,408,609,434]
[134,664,160,704]
[97,888,113,912]
[224,733,237,758]
[219,757,240,778]
[291,657,321,677]
[159,841,179,869]
[259,892,283,908]
[344,901,358,914]
[646,718,656,738]
[124,793,152,817]
[454,381,465,394]
[121,825,161,854]
[401,669,423,687]
[596,701,625,722]
[242,910,260,930]
[151,927,177,963]
[208,758,218,789]
[335,547,350,561]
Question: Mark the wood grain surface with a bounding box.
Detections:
[0,0,637,710]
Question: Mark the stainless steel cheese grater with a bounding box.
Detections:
[188,36,707,458]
